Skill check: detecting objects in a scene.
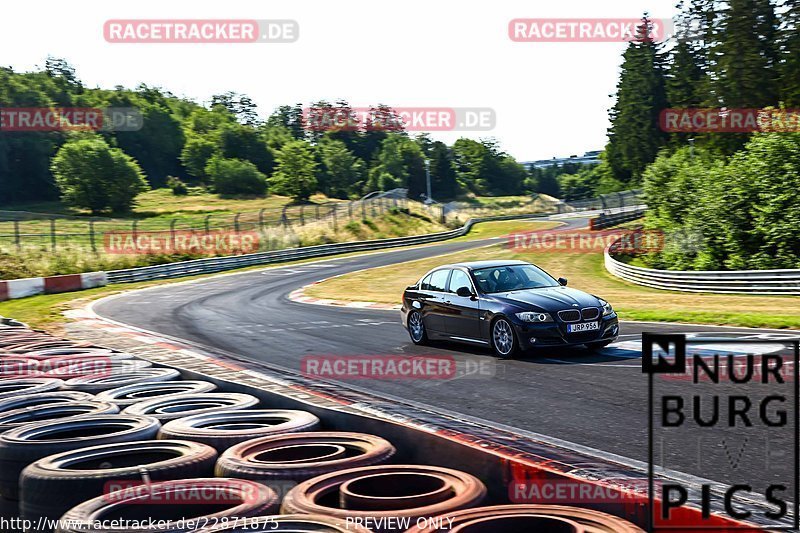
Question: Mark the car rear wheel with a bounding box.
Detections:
[407,311,428,345]
[491,318,518,358]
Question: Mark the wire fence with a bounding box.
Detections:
[0,190,412,253]
[0,188,644,254]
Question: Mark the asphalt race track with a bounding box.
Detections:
[94,215,798,497]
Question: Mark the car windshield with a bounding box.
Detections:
[472,265,558,293]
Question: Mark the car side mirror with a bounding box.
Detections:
[558,277,568,286]
[456,286,474,298]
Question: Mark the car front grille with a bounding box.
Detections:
[557,309,581,322]
[581,307,600,320]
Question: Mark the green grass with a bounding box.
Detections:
[451,219,562,241]
[0,245,423,333]
[0,211,555,332]
[0,189,343,247]
[465,195,538,207]
[306,232,800,330]
[0,202,448,279]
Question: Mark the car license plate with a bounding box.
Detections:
[567,321,600,333]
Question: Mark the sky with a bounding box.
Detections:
[2,0,681,162]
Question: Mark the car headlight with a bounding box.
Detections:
[515,311,553,323]
[598,299,614,316]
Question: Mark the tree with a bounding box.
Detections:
[779,0,800,106]
[318,139,364,198]
[51,137,148,214]
[180,136,219,182]
[113,101,185,188]
[205,157,267,196]
[606,16,668,184]
[417,136,459,200]
[707,0,779,153]
[219,123,273,175]
[267,104,306,140]
[270,140,318,201]
[452,138,489,194]
[368,135,411,193]
[211,92,260,126]
[665,37,705,147]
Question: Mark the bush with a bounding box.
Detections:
[642,133,800,270]
[205,157,268,196]
[270,141,318,201]
[166,176,188,195]
[51,137,149,214]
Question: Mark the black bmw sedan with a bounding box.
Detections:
[401,260,619,357]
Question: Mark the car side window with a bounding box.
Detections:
[448,269,472,294]
[420,274,433,291]
[428,269,450,292]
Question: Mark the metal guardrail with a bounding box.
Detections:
[106,213,550,284]
[605,246,800,295]
[599,206,800,295]
[590,207,646,229]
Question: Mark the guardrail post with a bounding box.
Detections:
[258,208,266,231]
[332,206,338,230]
[348,201,353,220]
[13,220,20,251]
[234,213,241,233]
[50,219,56,251]
[89,221,97,253]
[204,215,211,235]
[300,205,305,226]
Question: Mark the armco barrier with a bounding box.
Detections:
[605,245,800,295]
[104,213,553,284]
[105,206,644,284]
[0,205,637,297]
[589,206,645,230]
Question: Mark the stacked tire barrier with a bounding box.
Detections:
[0,319,648,532]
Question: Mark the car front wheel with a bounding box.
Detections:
[407,311,428,345]
[491,317,518,358]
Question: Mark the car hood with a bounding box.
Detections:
[490,286,600,311]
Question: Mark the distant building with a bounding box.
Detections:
[522,150,603,169]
